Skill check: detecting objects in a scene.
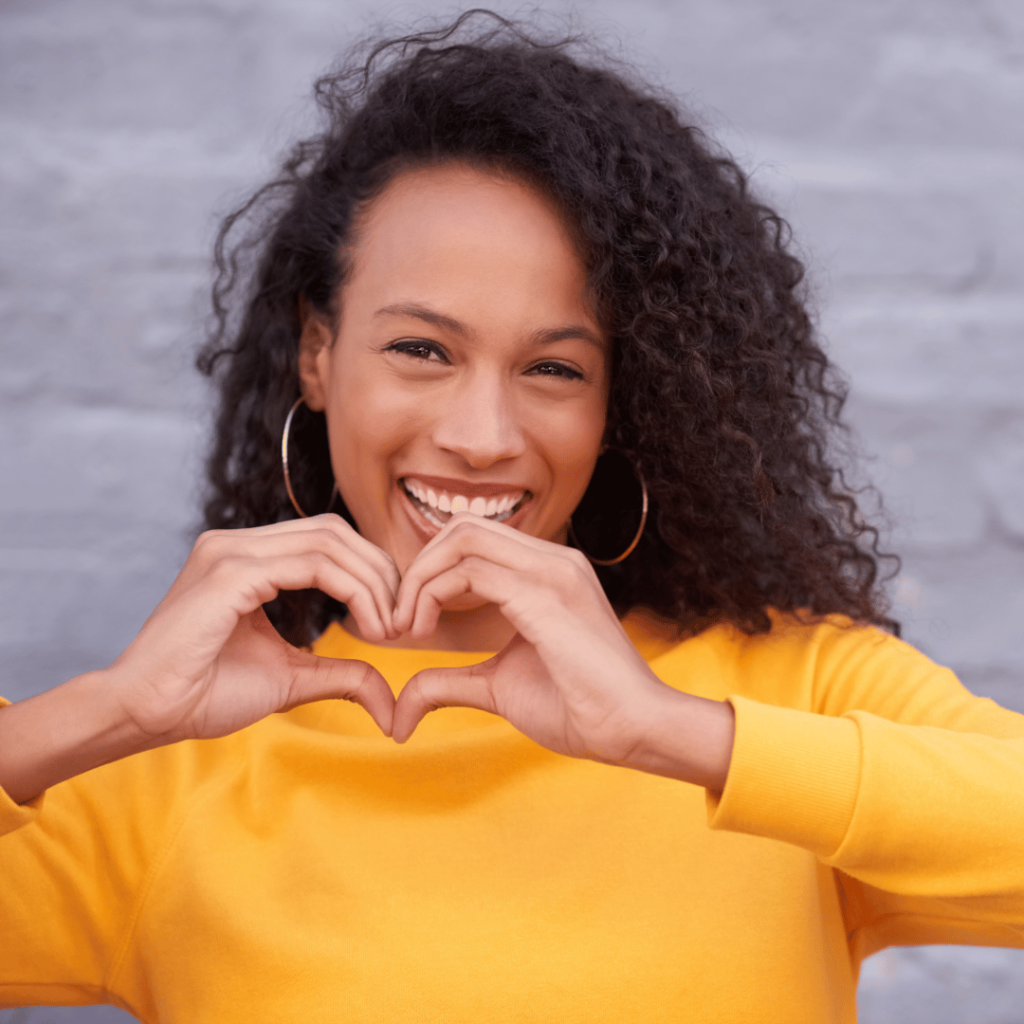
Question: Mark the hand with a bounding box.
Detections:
[107,515,399,745]
[390,514,692,770]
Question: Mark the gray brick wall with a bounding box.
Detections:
[1,1,1021,1021]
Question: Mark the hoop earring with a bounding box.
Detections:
[568,453,649,566]
[281,397,337,518]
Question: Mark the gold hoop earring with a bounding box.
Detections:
[281,397,337,518]
[568,452,649,566]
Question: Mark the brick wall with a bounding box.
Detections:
[1,1,1021,1021]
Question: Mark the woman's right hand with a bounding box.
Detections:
[106,515,399,744]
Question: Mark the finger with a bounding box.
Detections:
[276,526,401,636]
[196,512,400,599]
[284,654,396,737]
[314,515,403,603]
[392,662,497,743]
[198,510,387,569]
[408,511,567,578]
[395,520,597,635]
[408,558,537,639]
[197,524,399,636]
[209,552,392,643]
[395,515,583,630]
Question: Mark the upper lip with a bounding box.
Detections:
[398,473,532,500]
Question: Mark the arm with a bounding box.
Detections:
[0,711,199,1014]
[703,624,1024,949]
[0,516,397,815]
[1,516,401,1009]
[0,673,160,812]
[607,686,736,795]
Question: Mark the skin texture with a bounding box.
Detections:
[298,165,609,650]
[0,164,735,806]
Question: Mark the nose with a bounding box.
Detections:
[431,372,527,469]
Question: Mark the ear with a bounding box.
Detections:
[297,296,334,412]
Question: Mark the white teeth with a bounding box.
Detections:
[402,479,525,523]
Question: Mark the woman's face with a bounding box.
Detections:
[299,163,609,578]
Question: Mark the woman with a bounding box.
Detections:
[2,12,1022,1023]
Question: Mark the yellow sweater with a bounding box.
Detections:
[2,611,1024,1023]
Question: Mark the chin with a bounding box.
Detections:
[439,593,491,614]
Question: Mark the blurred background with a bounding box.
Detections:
[1,0,1022,1021]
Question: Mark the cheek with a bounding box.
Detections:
[543,402,607,507]
[325,384,420,525]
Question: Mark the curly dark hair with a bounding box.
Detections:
[197,9,898,645]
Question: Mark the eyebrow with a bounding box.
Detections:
[374,302,605,350]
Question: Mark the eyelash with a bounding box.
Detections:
[387,340,445,362]
[385,340,585,381]
[530,362,584,381]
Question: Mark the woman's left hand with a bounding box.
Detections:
[391,514,734,789]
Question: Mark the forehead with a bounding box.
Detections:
[356,161,577,251]
[339,163,603,340]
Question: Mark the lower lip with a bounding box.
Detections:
[396,482,532,544]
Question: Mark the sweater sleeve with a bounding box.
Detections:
[0,694,195,1014]
[704,626,1024,957]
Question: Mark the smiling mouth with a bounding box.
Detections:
[400,477,531,528]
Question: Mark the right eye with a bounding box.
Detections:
[385,340,450,363]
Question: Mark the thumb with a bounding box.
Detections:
[283,654,396,738]
[392,661,497,744]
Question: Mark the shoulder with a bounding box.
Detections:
[625,606,959,715]
[625,604,917,666]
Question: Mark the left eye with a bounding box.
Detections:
[528,362,583,380]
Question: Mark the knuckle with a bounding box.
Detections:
[321,512,356,537]
[566,550,593,580]
[450,515,481,538]
[305,550,331,574]
[311,529,343,554]
[566,547,591,570]
[206,555,248,588]
[346,660,376,697]
[347,579,375,606]
[554,555,593,596]
[413,673,444,709]
[191,529,224,563]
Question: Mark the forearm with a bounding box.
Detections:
[0,670,158,806]
[621,687,736,794]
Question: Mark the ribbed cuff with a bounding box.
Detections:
[0,696,44,835]
[705,695,862,860]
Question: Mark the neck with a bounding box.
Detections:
[342,600,515,653]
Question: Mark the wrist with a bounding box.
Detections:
[0,668,161,805]
[620,686,736,793]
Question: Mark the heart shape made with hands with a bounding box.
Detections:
[119,511,706,781]
[343,628,631,760]
[318,515,608,749]
[270,514,728,788]
[319,521,664,763]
